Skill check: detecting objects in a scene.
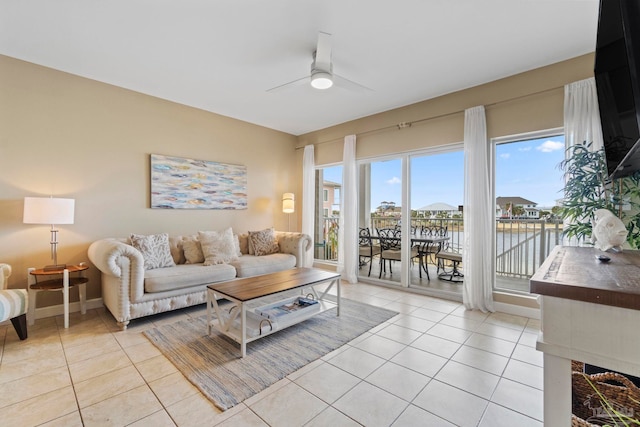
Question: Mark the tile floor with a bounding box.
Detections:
[0,282,543,426]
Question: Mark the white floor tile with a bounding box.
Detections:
[410,333,462,359]
[426,323,473,344]
[304,406,362,427]
[465,333,517,357]
[294,362,360,404]
[353,334,407,359]
[413,380,489,427]
[484,312,528,331]
[333,381,408,427]
[502,359,544,390]
[511,343,544,367]
[475,322,523,342]
[392,405,455,427]
[250,382,328,426]
[391,315,436,333]
[377,323,423,344]
[451,345,509,376]
[439,314,483,332]
[391,346,448,378]
[478,402,542,427]
[327,346,386,379]
[434,360,500,399]
[366,362,431,401]
[491,378,544,421]
[0,290,547,427]
[409,307,448,322]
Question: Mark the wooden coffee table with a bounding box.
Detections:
[206,268,341,357]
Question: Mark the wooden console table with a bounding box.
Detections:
[530,246,640,425]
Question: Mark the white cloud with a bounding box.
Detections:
[386,177,401,185]
[537,140,564,153]
[519,147,532,152]
[500,153,510,159]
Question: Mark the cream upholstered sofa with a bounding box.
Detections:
[88,231,311,329]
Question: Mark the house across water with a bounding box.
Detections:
[496,196,539,219]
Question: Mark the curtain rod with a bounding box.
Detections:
[295,85,563,149]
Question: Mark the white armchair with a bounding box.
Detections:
[0,263,28,340]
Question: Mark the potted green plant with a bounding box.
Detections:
[558,142,640,249]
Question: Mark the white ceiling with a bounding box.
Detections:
[0,0,600,136]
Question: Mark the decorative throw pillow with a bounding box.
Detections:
[129,233,176,270]
[233,233,243,258]
[198,228,238,265]
[168,236,186,264]
[237,233,249,255]
[248,228,280,256]
[182,238,205,264]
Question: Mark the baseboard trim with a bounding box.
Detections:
[32,298,104,321]
[493,301,540,320]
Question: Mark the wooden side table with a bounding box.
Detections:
[28,264,88,328]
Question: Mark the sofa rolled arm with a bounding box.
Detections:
[88,238,144,278]
[275,231,312,267]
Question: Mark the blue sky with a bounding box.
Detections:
[322,134,565,211]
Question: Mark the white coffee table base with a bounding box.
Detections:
[206,272,340,358]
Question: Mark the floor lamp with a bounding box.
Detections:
[282,193,294,231]
[23,196,75,271]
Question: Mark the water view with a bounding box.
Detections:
[314,133,566,294]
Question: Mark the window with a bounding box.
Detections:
[494,131,565,293]
[315,166,342,262]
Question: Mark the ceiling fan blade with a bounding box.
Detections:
[333,74,373,93]
[266,75,309,93]
[315,31,332,70]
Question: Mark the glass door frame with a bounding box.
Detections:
[491,127,564,295]
[357,143,464,291]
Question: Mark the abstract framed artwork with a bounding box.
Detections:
[150,154,247,209]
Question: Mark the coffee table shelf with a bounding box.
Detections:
[206,268,341,357]
[209,298,337,340]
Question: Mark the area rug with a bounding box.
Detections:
[143,298,397,410]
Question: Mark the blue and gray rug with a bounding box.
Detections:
[144,298,398,410]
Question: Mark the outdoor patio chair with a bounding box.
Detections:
[359,227,381,277]
[377,228,419,279]
[419,225,448,265]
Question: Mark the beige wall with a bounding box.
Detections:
[297,53,594,165]
[1,52,596,309]
[0,55,298,305]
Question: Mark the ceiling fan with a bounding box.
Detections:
[267,31,372,93]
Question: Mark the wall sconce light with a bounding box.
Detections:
[282,193,294,231]
[23,196,75,271]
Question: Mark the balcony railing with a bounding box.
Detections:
[315,216,563,282]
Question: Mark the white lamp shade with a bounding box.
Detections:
[282,193,295,213]
[23,197,75,225]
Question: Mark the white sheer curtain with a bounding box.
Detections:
[463,106,495,312]
[563,78,604,246]
[337,135,358,283]
[302,145,315,268]
[564,77,603,151]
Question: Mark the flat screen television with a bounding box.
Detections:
[594,0,640,180]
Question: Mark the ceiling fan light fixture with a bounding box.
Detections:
[310,71,333,90]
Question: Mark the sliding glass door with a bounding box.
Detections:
[409,149,464,294]
[356,147,464,299]
[357,157,405,283]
